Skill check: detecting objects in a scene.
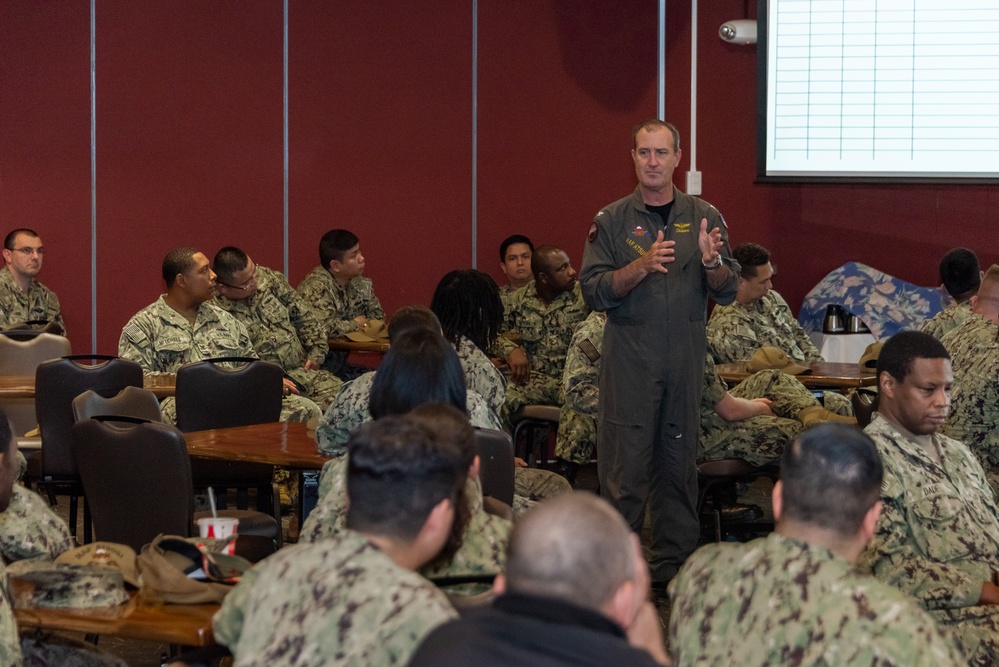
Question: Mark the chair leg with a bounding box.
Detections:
[82,498,92,544]
[69,494,79,543]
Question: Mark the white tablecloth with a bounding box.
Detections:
[809,332,877,364]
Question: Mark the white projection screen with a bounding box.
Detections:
[758,0,999,182]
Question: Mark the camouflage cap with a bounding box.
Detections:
[55,542,141,588]
[747,346,811,375]
[859,340,884,369]
[6,560,129,608]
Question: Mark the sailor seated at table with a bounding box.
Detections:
[707,242,852,416]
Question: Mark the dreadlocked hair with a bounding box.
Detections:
[430,269,503,354]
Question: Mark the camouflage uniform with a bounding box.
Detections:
[453,336,507,426]
[314,372,502,456]
[669,532,965,666]
[939,313,999,467]
[0,486,72,563]
[707,290,822,364]
[0,266,64,334]
[555,311,605,465]
[118,296,321,424]
[295,267,384,375]
[706,289,852,416]
[698,357,810,466]
[214,265,342,410]
[922,299,973,341]
[213,529,457,667]
[301,459,509,590]
[860,414,999,666]
[497,282,589,413]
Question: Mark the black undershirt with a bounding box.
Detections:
[646,201,674,230]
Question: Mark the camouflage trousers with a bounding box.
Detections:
[0,486,73,562]
[504,371,563,415]
[21,633,129,666]
[823,391,853,416]
[933,603,999,667]
[730,369,820,417]
[511,467,572,515]
[287,366,343,412]
[159,394,321,425]
[555,405,596,465]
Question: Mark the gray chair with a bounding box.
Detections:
[72,386,162,424]
[473,428,515,507]
[696,458,778,542]
[510,404,561,468]
[0,332,71,436]
[72,417,280,558]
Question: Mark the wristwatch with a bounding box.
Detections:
[701,255,723,270]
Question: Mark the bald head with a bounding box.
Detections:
[504,492,636,612]
[973,264,999,323]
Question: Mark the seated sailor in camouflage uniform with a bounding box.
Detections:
[555,310,852,484]
[922,247,981,341]
[706,242,851,416]
[316,310,569,515]
[214,415,462,666]
[212,246,342,410]
[302,403,510,596]
[118,247,321,424]
[939,264,999,474]
[495,245,589,415]
[859,330,999,667]
[431,269,509,426]
[0,410,128,667]
[296,229,384,379]
[0,228,65,334]
[497,234,534,314]
[670,423,964,666]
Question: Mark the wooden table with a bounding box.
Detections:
[0,374,176,399]
[327,337,390,354]
[183,421,328,470]
[715,361,876,390]
[14,591,218,647]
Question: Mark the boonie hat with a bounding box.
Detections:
[56,542,141,587]
[747,347,811,375]
[859,341,884,369]
[345,319,388,342]
[7,560,129,608]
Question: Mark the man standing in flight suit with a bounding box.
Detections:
[579,119,739,590]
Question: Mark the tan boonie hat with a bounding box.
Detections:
[859,340,884,369]
[56,542,141,588]
[747,346,811,375]
[345,319,388,342]
[6,560,129,609]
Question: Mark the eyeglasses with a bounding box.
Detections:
[9,247,43,256]
[218,264,257,292]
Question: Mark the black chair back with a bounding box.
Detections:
[72,418,194,551]
[474,428,515,507]
[35,356,143,478]
[175,358,282,432]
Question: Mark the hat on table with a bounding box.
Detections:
[859,340,884,369]
[746,347,811,375]
[344,319,388,342]
[56,542,141,587]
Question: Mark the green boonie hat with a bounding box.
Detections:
[747,346,811,375]
[345,319,388,342]
[6,560,129,609]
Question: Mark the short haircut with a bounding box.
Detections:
[779,424,883,537]
[369,328,467,420]
[162,247,199,288]
[0,409,12,456]
[504,493,636,612]
[345,415,464,542]
[212,246,249,284]
[430,270,503,353]
[632,118,681,151]
[530,245,563,279]
[386,305,442,343]
[939,247,981,300]
[733,242,770,279]
[499,235,534,262]
[319,229,359,268]
[876,330,950,383]
[4,229,39,251]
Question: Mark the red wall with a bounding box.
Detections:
[1,1,994,355]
